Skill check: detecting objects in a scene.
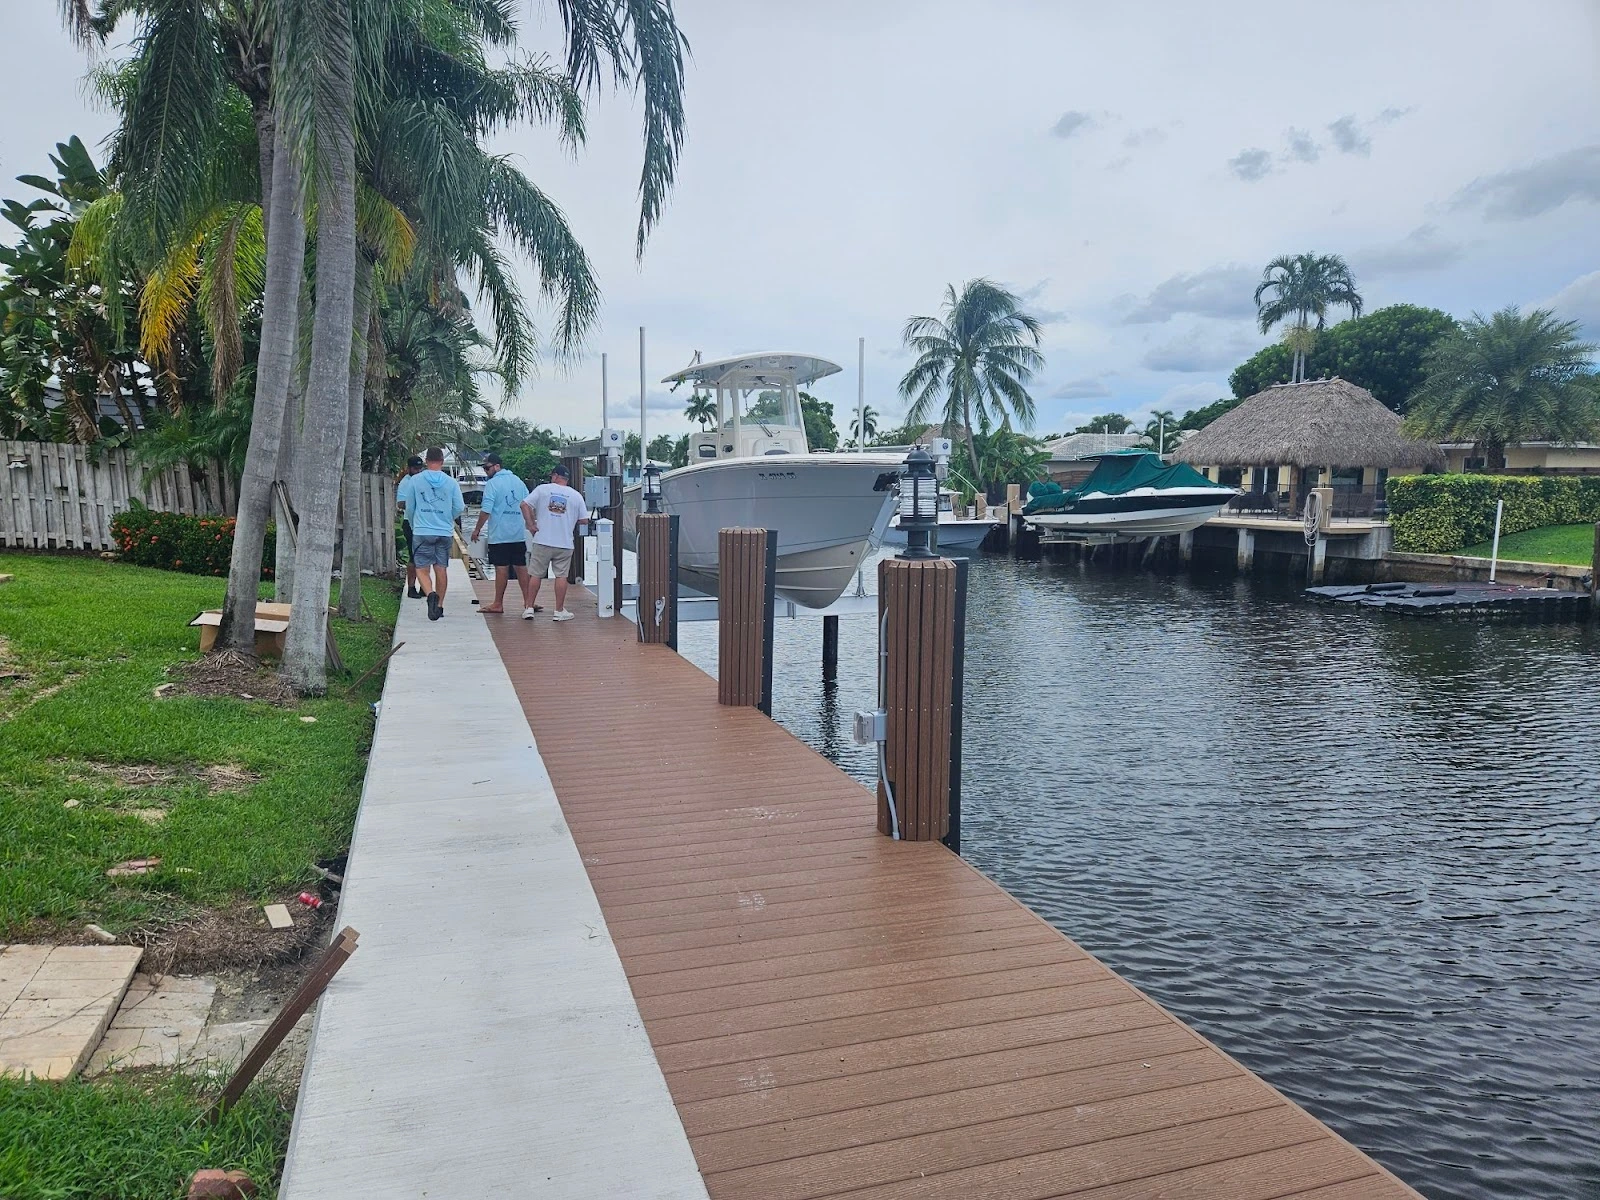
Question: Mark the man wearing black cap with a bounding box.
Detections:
[520,463,590,621]
[395,455,426,599]
[469,454,534,617]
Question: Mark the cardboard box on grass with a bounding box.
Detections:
[189,602,292,658]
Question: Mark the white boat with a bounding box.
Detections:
[1022,450,1237,537]
[881,488,998,551]
[624,352,903,608]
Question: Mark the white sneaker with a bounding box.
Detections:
[521,607,536,620]
[551,609,575,622]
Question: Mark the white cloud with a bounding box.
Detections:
[1141,327,1260,373]
[1284,127,1320,163]
[1543,269,1600,338]
[1353,224,1465,276]
[1228,147,1274,181]
[1327,115,1371,156]
[1051,376,1112,400]
[1051,111,1096,139]
[1123,265,1260,324]
[1453,144,1600,220]
[1159,382,1230,411]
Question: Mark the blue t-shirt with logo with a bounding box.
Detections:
[405,469,464,536]
[480,470,530,544]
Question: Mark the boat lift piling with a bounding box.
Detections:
[716,527,777,714]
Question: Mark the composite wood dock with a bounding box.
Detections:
[480,581,1422,1199]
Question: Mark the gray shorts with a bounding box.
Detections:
[528,543,572,578]
[412,535,451,568]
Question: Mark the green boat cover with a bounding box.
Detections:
[1023,450,1230,515]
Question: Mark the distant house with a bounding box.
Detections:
[1041,431,1142,485]
[1173,377,1442,516]
[1440,441,1600,473]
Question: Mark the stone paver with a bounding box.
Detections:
[85,973,216,1075]
[0,944,143,1080]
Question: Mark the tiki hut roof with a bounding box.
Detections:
[1172,378,1445,470]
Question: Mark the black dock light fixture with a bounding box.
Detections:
[897,448,939,559]
[642,462,664,514]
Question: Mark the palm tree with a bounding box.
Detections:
[1254,253,1363,383]
[1137,409,1177,454]
[850,403,878,443]
[1404,306,1598,468]
[685,391,716,429]
[898,279,1043,486]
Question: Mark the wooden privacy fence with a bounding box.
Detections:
[0,440,398,573]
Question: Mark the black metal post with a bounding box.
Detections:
[666,513,680,652]
[759,528,777,717]
[943,557,969,856]
[821,614,839,683]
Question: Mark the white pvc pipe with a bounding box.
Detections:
[857,336,866,452]
[638,327,646,475]
[601,352,608,431]
[1489,497,1504,582]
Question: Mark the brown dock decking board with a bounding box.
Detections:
[479,584,1421,1199]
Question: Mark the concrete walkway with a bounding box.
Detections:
[280,560,706,1198]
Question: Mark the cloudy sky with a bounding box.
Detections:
[5,0,1599,440]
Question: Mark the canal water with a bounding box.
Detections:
[675,554,1600,1200]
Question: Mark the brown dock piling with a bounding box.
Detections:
[821,614,839,682]
[878,556,957,842]
[717,528,776,713]
[636,512,678,648]
[562,452,585,583]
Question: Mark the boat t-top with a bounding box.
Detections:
[625,351,905,608]
[1022,449,1237,538]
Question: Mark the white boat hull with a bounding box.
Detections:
[626,455,901,608]
[881,518,997,551]
[1025,489,1235,537]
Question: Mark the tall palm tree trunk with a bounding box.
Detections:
[273,279,315,601]
[336,254,376,619]
[282,8,359,694]
[960,400,983,490]
[219,119,304,650]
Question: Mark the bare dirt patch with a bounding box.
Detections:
[166,649,298,705]
[125,899,337,975]
[65,759,263,793]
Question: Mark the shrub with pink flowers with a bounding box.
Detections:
[110,503,275,577]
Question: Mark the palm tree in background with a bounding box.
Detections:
[63,0,690,691]
[898,279,1043,487]
[1254,253,1363,383]
[684,392,716,428]
[850,403,878,444]
[1404,306,1598,468]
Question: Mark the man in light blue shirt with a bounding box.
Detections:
[468,453,534,618]
[407,447,465,620]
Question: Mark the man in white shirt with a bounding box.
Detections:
[520,463,590,621]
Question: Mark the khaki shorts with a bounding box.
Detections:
[528,543,572,578]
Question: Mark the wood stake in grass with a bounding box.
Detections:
[207,926,359,1122]
[344,641,404,696]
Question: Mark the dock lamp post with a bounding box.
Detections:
[897,448,940,560]
[642,463,664,514]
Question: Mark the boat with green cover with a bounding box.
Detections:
[1023,450,1237,537]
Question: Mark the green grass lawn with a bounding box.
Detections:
[0,553,398,937]
[1459,523,1597,567]
[0,1073,291,1200]
[0,553,399,1200]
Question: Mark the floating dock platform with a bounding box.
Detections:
[1306,580,1591,619]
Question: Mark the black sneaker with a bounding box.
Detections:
[408,586,423,599]
[427,592,441,621]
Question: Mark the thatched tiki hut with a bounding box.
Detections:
[1173,377,1443,516]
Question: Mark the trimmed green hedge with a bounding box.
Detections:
[110,503,275,577]
[1387,474,1600,554]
